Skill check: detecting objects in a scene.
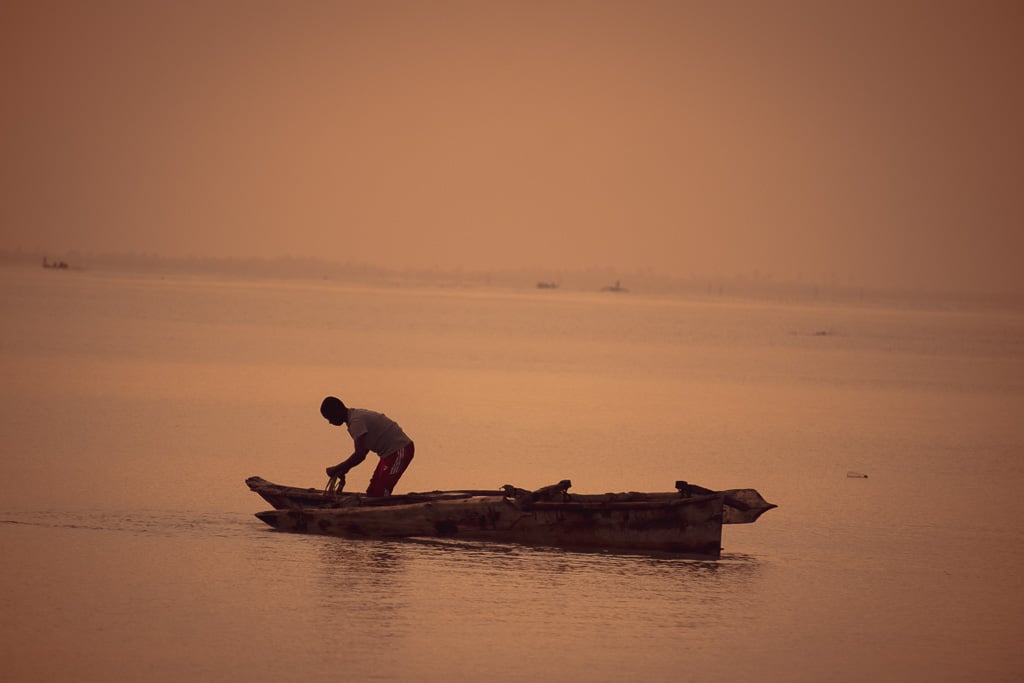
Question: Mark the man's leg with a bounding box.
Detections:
[366,442,415,496]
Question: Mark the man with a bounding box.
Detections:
[320,396,414,497]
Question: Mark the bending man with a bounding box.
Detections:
[320,396,415,497]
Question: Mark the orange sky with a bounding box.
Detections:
[2,1,1022,293]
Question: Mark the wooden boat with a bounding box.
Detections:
[246,476,776,557]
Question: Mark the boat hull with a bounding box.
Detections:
[254,493,726,556]
[246,476,775,521]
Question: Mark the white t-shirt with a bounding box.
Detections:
[346,408,412,457]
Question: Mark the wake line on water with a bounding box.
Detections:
[0,512,255,538]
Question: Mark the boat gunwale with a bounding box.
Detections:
[245,476,724,512]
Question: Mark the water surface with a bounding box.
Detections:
[2,267,1022,682]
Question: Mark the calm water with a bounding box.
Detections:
[1,267,1022,682]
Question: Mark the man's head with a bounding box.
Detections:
[320,396,348,426]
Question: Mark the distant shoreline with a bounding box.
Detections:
[1,249,1020,313]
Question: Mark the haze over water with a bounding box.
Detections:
[2,266,1022,682]
[4,1,1024,296]
[3,2,1024,679]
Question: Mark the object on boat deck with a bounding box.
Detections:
[245,476,777,558]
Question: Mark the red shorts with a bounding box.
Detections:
[366,442,414,496]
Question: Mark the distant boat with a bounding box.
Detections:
[41,257,69,270]
[536,281,559,289]
[601,280,627,293]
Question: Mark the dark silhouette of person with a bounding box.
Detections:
[320,396,414,496]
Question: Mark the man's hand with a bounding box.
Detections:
[325,469,346,495]
[326,464,346,478]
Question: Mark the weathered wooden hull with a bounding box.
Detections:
[254,493,726,555]
[246,476,776,557]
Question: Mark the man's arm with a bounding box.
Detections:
[326,434,369,477]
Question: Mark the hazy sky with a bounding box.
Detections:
[3,1,1022,293]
